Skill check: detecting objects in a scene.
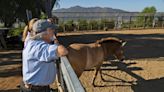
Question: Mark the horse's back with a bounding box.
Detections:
[68,43,95,50]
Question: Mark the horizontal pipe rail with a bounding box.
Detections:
[59,56,85,92]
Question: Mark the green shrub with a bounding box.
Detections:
[77,19,88,30]
[88,20,99,30]
[8,28,24,37]
[100,19,115,30]
[64,20,75,31]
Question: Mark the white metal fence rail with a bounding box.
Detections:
[57,56,85,92]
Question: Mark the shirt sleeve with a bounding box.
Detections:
[38,44,58,62]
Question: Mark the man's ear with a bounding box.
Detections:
[46,28,51,34]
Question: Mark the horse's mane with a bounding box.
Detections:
[96,37,123,44]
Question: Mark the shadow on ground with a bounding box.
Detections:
[132,77,164,92]
[92,61,164,92]
[0,89,19,92]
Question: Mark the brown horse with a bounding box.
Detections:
[67,37,126,85]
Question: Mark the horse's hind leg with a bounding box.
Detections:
[92,64,102,87]
[100,68,106,81]
[92,62,103,86]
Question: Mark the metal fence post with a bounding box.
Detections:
[26,10,32,21]
[129,16,132,29]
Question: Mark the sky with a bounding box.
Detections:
[53,0,164,12]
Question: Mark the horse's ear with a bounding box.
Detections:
[96,40,101,44]
[121,41,127,47]
[96,39,104,44]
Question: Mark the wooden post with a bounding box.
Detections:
[152,16,155,28]
[162,16,164,28]
[129,16,132,30]
[78,23,81,31]
[104,21,106,30]
[0,28,9,49]
[0,34,7,49]
[26,10,32,21]
[143,16,146,29]
[63,24,66,32]
[45,0,52,18]
[56,58,64,92]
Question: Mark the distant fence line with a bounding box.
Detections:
[52,12,164,16]
[52,12,164,31]
[53,12,164,20]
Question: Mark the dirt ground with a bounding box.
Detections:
[0,29,164,92]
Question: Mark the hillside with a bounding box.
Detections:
[52,6,129,21]
[53,6,127,13]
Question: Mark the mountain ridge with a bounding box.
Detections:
[53,6,129,13]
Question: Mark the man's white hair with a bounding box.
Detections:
[30,31,47,40]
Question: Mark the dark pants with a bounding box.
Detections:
[20,82,50,92]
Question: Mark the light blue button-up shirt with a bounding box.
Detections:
[23,39,58,85]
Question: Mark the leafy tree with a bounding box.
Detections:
[0,0,58,27]
[58,21,65,32]
[142,6,156,13]
[64,20,75,31]
[135,6,157,27]
[40,12,48,19]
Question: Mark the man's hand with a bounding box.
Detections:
[54,39,59,44]
[57,45,68,57]
[53,35,68,57]
[53,35,59,44]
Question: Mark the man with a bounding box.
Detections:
[21,19,68,92]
